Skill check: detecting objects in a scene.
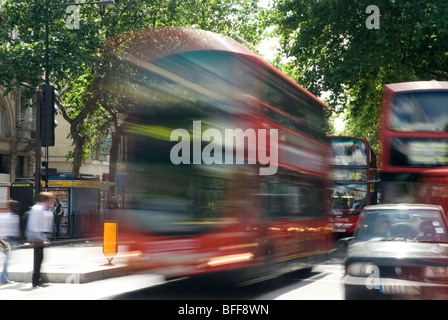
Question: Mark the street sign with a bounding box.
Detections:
[115,171,130,187]
[103,221,118,264]
[100,138,112,155]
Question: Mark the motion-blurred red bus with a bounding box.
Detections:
[327,136,379,236]
[103,27,334,283]
[379,81,448,210]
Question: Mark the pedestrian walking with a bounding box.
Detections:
[26,192,55,287]
[0,200,20,284]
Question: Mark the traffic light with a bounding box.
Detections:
[39,84,58,147]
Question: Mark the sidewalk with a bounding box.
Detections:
[2,239,129,284]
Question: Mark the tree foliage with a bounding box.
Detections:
[269,0,448,145]
[0,0,264,178]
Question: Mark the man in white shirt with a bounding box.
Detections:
[26,192,55,287]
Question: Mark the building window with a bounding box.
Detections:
[0,106,6,137]
[15,156,25,178]
[0,154,9,174]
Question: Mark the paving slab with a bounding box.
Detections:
[1,241,129,284]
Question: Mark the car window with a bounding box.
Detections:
[355,208,448,242]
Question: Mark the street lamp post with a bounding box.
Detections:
[19,82,42,199]
[42,0,115,190]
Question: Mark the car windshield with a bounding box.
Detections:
[355,208,448,242]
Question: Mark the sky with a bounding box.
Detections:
[256,26,279,61]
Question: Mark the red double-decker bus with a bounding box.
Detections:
[327,136,379,236]
[379,81,448,210]
[103,27,334,283]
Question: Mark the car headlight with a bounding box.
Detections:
[347,262,375,277]
[424,266,448,280]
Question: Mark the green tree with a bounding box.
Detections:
[0,0,264,178]
[269,0,448,145]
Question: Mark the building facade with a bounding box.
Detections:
[0,87,111,185]
[0,87,35,184]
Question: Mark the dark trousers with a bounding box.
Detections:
[53,216,61,240]
[32,244,44,286]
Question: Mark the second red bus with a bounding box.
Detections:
[328,136,379,236]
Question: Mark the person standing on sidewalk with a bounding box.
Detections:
[26,192,55,287]
[53,197,63,241]
[0,200,21,284]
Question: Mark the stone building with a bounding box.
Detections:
[0,87,35,184]
[0,86,110,185]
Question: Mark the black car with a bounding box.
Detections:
[343,203,448,300]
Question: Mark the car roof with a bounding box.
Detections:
[363,203,442,212]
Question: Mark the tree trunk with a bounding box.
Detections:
[70,129,85,179]
[57,91,100,179]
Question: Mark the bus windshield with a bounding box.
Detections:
[330,184,368,215]
[390,91,448,132]
[330,138,367,166]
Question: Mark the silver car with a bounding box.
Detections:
[343,203,448,300]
